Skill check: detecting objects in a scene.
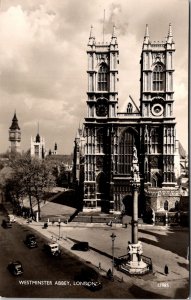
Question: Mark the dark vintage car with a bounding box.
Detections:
[2,219,12,228]
[24,234,37,248]
[74,267,102,291]
[71,242,89,251]
[7,261,23,276]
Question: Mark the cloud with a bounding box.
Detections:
[0,0,188,154]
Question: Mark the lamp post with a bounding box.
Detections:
[110,232,116,276]
[58,219,61,240]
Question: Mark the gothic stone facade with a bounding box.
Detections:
[80,24,180,214]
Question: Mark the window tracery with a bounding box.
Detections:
[98,63,109,91]
[152,64,165,91]
[118,130,135,174]
[127,102,133,113]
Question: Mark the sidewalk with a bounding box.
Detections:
[16,216,189,299]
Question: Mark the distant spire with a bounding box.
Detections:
[88,25,95,46]
[89,25,94,38]
[112,24,116,38]
[54,142,57,151]
[145,24,149,37]
[168,23,173,37]
[111,24,117,45]
[167,23,174,43]
[36,122,40,143]
[9,111,20,130]
[143,24,150,44]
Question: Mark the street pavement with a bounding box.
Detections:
[15,216,189,299]
[0,208,138,299]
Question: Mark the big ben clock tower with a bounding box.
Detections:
[9,112,21,153]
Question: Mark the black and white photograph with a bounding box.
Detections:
[0,0,189,299]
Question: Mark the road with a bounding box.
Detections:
[0,207,136,298]
[44,221,189,299]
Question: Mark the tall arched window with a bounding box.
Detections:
[118,130,135,174]
[153,64,165,91]
[98,63,109,91]
[97,128,104,153]
[151,127,162,153]
[127,103,133,113]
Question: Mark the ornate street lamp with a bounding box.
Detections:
[110,232,116,276]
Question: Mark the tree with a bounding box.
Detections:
[31,159,56,219]
[9,153,56,219]
[9,153,34,216]
[0,166,14,204]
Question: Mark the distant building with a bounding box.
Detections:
[9,112,21,153]
[179,142,188,176]
[31,131,46,159]
[46,153,73,188]
[53,143,58,155]
[49,142,58,155]
[73,127,85,187]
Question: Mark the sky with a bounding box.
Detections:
[0,0,189,154]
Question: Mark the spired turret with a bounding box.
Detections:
[143,24,150,44]
[88,25,96,46]
[167,23,173,43]
[9,111,21,153]
[110,25,118,45]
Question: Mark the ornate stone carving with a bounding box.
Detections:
[150,156,158,167]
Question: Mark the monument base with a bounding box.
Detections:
[120,259,149,275]
[119,242,150,275]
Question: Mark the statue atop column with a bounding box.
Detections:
[131,146,140,183]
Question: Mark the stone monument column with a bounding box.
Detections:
[132,181,139,244]
[124,146,149,274]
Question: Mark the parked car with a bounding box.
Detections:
[24,234,37,248]
[2,219,12,228]
[43,242,61,257]
[71,242,89,251]
[7,261,23,276]
[8,214,16,223]
[74,267,102,291]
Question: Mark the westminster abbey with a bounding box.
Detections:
[73,24,183,215]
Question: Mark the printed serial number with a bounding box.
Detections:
[157,282,170,288]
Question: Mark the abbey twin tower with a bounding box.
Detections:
[73,24,182,215]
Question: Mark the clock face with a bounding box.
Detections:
[151,103,164,116]
[10,132,15,138]
[96,104,108,117]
